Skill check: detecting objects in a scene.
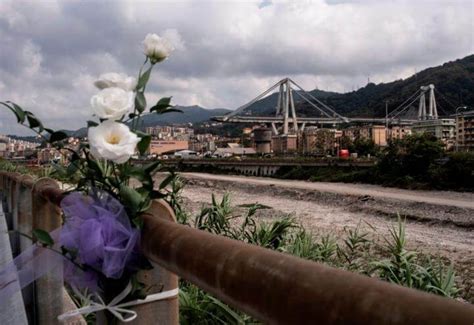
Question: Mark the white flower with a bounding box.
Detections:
[88,120,140,164]
[91,87,134,120]
[94,73,137,91]
[143,33,174,63]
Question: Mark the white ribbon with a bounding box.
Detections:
[58,283,179,322]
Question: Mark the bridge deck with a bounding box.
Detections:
[213,116,417,125]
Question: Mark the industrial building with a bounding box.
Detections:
[149,140,189,155]
[272,135,298,154]
[253,128,272,154]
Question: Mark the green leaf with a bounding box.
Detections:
[159,172,175,189]
[150,190,166,199]
[61,246,78,260]
[136,66,153,90]
[135,92,147,113]
[127,166,153,189]
[33,229,54,247]
[50,131,69,143]
[157,108,182,115]
[155,96,172,107]
[120,185,144,215]
[137,134,151,155]
[134,130,147,137]
[1,102,25,123]
[66,161,79,176]
[143,161,161,174]
[132,216,144,229]
[25,111,43,130]
[87,120,99,128]
[149,97,178,115]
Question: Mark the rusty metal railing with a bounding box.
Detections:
[1,170,474,324]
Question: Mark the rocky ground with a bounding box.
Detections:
[173,172,474,301]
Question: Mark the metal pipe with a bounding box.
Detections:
[141,215,474,324]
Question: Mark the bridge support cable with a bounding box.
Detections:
[222,79,284,121]
[389,89,426,121]
[289,78,349,122]
[291,89,332,118]
[387,89,422,119]
[275,84,284,116]
[434,88,459,113]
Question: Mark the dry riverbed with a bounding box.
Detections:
[173,172,474,300]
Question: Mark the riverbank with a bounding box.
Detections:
[174,172,474,301]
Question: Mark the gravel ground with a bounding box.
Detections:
[175,173,474,300]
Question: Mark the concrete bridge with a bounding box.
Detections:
[213,78,435,134]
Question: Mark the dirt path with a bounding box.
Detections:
[183,173,474,209]
[177,172,473,296]
[181,185,473,259]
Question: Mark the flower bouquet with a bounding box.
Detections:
[0,33,179,323]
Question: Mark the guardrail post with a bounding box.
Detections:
[5,173,35,323]
[5,173,20,232]
[32,178,86,325]
[18,175,34,251]
[120,200,179,325]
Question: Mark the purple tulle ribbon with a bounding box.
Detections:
[60,190,141,289]
[0,189,141,300]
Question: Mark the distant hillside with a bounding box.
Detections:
[297,54,474,118]
[138,105,231,127]
[64,105,232,137]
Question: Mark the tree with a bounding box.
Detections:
[352,138,379,157]
[377,133,444,182]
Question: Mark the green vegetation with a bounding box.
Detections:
[276,133,474,191]
[167,178,466,324]
[300,55,474,118]
[0,159,30,174]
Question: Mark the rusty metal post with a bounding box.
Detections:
[5,173,20,231]
[17,175,34,250]
[141,216,474,324]
[119,200,179,325]
[32,178,86,325]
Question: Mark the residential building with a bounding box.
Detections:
[388,125,412,141]
[342,125,387,146]
[412,118,455,148]
[301,127,338,155]
[455,110,474,151]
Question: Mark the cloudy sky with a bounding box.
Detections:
[0,0,473,135]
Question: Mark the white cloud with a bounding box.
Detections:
[0,0,472,135]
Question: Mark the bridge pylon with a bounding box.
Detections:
[418,84,438,120]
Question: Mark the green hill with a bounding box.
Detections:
[298,54,474,118]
